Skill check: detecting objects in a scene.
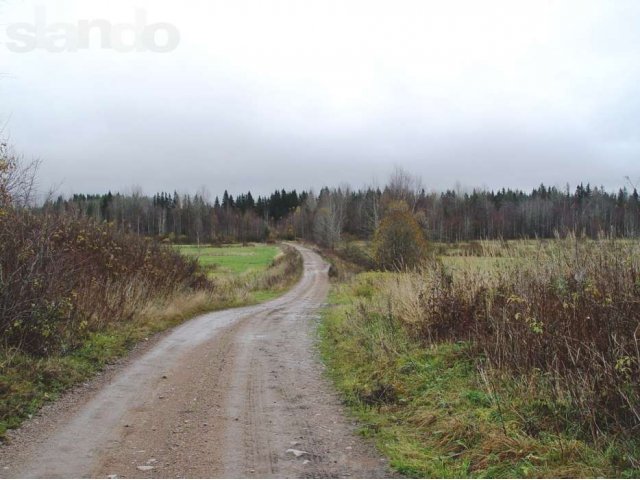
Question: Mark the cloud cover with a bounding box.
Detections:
[1,0,639,196]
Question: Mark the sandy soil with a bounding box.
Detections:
[0,244,389,479]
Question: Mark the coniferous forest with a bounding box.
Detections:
[47,176,640,246]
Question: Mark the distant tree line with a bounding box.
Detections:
[44,170,640,245]
[47,188,307,244]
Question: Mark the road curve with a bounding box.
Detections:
[1,244,388,479]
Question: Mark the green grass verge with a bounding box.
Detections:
[318,273,639,478]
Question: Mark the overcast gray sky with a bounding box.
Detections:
[1,0,639,197]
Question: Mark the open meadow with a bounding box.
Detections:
[174,244,299,302]
[175,244,281,277]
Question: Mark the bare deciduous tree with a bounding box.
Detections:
[0,143,40,208]
[386,166,423,212]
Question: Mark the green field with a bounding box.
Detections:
[175,244,281,277]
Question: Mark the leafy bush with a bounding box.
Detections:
[372,201,428,270]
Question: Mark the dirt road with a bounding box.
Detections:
[0,244,388,479]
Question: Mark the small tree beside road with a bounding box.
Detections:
[373,201,427,270]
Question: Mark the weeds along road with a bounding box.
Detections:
[1,244,388,479]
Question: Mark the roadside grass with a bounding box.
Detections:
[319,243,640,478]
[0,244,302,440]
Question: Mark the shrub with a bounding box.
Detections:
[372,201,428,270]
[356,238,640,441]
[0,156,209,356]
[338,242,376,270]
[0,208,210,356]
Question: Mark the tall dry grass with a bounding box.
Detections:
[366,237,640,441]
